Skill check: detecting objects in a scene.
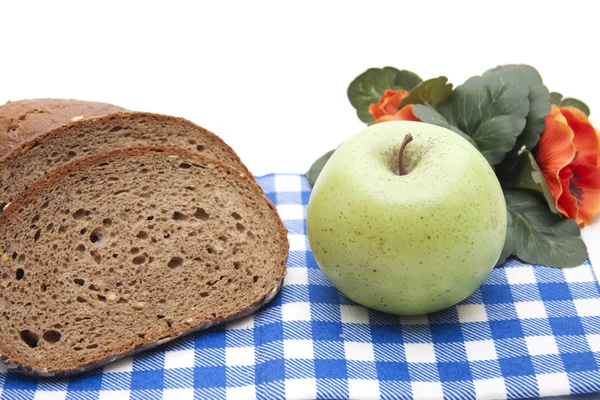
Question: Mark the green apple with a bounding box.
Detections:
[307,121,506,315]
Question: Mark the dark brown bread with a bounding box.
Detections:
[0,112,253,209]
[0,147,288,376]
[0,99,127,156]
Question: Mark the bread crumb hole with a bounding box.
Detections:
[194,208,209,221]
[179,162,192,169]
[73,278,85,286]
[76,244,86,252]
[86,343,99,349]
[137,231,148,239]
[80,228,87,235]
[137,333,146,339]
[43,330,61,344]
[132,255,146,265]
[200,292,209,297]
[131,247,140,255]
[77,296,87,303]
[58,226,67,234]
[16,268,24,280]
[20,330,39,348]
[103,218,112,227]
[40,283,48,292]
[92,252,102,264]
[173,212,188,221]
[246,231,254,239]
[72,208,87,220]
[231,212,242,220]
[89,227,104,244]
[33,229,42,242]
[168,256,183,268]
[236,223,245,232]
[233,262,241,270]
[17,254,26,265]
[67,151,76,160]
[253,276,259,283]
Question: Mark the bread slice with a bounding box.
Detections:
[0,99,127,156]
[0,147,288,376]
[0,112,253,209]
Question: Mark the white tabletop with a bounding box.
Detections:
[1,0,598,276]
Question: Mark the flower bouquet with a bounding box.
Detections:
[308,65,599,269]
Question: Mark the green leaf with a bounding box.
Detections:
[347,67,422,124]
[307,150,335,187]
[560,97,591,117]
[437,71,530,165]
[496,149,557,213]
[496,212,515,266]
[550,92,563,106]
[412,104,477,147]
[400,76,453,108]
[502,188,588,268]
[484,65,550,151]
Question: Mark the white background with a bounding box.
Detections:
[1,0,599,273]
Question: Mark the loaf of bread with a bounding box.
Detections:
[0,112,253,209]
[0,147,288,376]
[0,99,127,156]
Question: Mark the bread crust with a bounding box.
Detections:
[0,111,254,179]
[0,99,127,156]
[0,147,288,377]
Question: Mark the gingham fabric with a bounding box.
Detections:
[1,174,600,400]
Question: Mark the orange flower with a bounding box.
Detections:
[369,89,420,124]
[535,105,600,226]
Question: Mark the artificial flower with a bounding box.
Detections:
[368,89,420,124]
[535,105,600,226]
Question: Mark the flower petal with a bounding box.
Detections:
[567,162,600,226]
[368,90,410,120]
[372,105,420,124]
[535,105,576,211]
[560,106,599,166]
[557,167,579,220]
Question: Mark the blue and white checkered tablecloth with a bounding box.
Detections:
[1,174,600,400]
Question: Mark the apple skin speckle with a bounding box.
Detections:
[306,121,507,316]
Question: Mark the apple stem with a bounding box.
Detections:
[398,133,413,176]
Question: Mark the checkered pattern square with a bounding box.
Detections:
[1,174,599,399]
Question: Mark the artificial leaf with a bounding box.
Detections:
[437,71,529,165]
[496,149,558,213]
[550,92,563,106]
[502,188,588,268]
[307,150,335,187]
[412,104,477,147]
[347,67,422,124]
[400,76,453,108]
[561,97,590,116]
[484,65,550,152]
[496,212,515,266]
